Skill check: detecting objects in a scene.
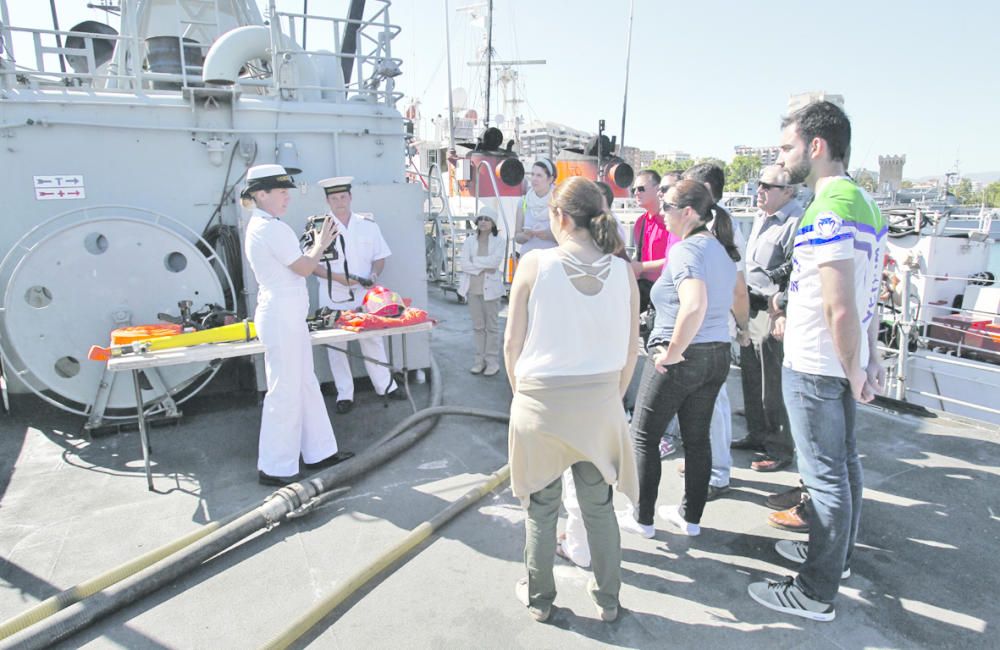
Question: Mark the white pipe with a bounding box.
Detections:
[202,25,321,101]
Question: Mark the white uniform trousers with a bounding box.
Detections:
[257,295,338,477]
[325,336,396,401]
[321,289,397,401]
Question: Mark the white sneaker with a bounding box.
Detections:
[658,505,700,536]
[774,540,850,579]
[616,510,655,538]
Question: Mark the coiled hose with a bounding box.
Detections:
[0,356,511,649]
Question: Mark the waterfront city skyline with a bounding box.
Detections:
[11,0,998,179]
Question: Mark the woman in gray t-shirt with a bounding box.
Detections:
[624,179,740,537]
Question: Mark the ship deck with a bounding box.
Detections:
[1,290,998,649]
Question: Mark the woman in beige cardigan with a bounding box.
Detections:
[458,205,506,376]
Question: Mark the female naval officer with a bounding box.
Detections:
[242,164,354,486]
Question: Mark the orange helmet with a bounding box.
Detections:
[362,286,406,317]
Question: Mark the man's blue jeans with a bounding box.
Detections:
[782,367,863,603]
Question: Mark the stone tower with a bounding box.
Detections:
[878,155,906,193]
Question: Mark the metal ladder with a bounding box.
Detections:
[421,163,467,295]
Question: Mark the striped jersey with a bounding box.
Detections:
[784,177,887,378]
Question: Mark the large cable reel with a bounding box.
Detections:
[0,206,235,419]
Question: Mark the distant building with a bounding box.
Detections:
[734,145,780,166]
[657,150,691,163]
[878,155,906,193]
[639,150,657,168]
[788,91,846,113]
[620,145,641,170]
[520,121,593,160]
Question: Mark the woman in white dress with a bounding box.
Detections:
[514,158,558,258]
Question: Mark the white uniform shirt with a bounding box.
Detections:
[324,211,392,306]
[244,208,303,298]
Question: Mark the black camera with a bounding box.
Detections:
[300,215,338,261]
[764,260,793,289]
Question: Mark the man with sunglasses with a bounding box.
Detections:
[732,166,804,477]
[630,170,681,308]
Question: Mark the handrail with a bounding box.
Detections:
[2,2,403,105]
[470,159,514,286]
[883,265,999,416]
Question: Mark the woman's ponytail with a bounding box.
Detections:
[589,212,623,255]
[710,204,741,263]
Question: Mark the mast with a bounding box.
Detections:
[619,0,634,151]
[444,0,456,152]
[484,0,493,128]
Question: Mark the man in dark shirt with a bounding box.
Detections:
[733,166,803,473]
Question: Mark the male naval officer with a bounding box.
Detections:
[314,176,405,413]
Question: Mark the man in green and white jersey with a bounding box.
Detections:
[748,101,887,622]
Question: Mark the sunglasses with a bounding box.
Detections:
[758,182,788,191]
[661,201,680,211]
[630,186,646,194]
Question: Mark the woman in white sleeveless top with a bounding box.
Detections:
[505,177,640,623]
[514,159,558,257]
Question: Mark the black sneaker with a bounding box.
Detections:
[747,577,835,622]
[705,484,731,501]
[335,399,354,414]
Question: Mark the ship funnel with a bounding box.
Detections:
[64,21,118,73]
[606,162,634,190]
[495,158,524,187]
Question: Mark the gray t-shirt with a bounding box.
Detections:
[648,234,737,346]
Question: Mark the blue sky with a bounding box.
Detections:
[12,1,998,178]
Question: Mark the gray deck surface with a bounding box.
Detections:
[1,290,998,649]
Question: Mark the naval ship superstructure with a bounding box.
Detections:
[0,0,429,427]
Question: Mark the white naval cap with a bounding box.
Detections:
[241,164,296,198]
[318,176,354,196]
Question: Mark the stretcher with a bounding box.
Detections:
[100,321,434,491]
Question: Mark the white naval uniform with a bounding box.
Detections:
[244,208,339,476]
[317,211,397,400]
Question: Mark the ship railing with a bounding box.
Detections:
[0,1,403,106]
[0,23,139,91]
[880,266,999,419]
[419,159,515,295]
[470,159,514,290]
[271,1,402,106]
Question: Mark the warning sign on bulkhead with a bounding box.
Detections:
[33,175,86,200]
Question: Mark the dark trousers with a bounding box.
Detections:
[630,342,730,525]
[739,331,794,460]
